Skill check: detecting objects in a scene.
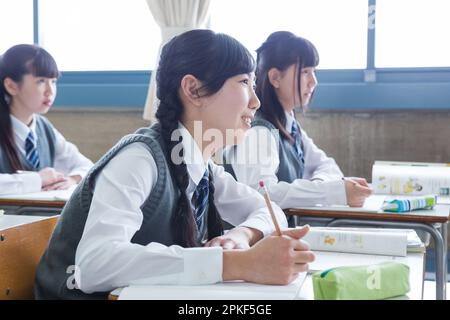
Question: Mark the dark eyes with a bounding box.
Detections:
[240,79,256,90]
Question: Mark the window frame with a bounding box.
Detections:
[28,0,450,109]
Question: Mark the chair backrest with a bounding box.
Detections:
[0,215,58,300]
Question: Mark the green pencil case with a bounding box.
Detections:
[312,262,410,300]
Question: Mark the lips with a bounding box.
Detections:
[241,114,254,127]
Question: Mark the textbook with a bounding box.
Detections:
[301,227,424,257]
[372,161,450,204]
[117,272,307,300]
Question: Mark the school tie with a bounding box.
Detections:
[192,169,209,231]
[291,120,305,165]
[25,131,40,170]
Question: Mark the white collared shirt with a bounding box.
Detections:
[0,115,93,195]
[229,111,347,209]
[75,123,287,294]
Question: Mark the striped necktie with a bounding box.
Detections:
[192,169,209,231]
[25,131,40,169]
[291,120,305,165]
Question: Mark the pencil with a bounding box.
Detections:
[259,180,282,236]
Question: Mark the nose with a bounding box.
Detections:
[309,73,318,90]
[249,88,260,110]
[45,81,56,97]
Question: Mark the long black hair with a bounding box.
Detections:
[155,29,255,247]
[256,31,319,142]
[0,44,59,172]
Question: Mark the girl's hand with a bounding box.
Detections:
[345,176,370,187]
[42,175,81,191]
[39,167,65,188]
[205,226,261,249]
[223,225,314,285]
[345,179,373,207]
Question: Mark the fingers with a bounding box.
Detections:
[281,225,310,240]
[43,180,69,191]
[347,177,370,187]
[355,183,373,197]
[205,238,240,250]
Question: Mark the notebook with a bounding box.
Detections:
[118,272,307,300]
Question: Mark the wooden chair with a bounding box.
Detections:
[0,215,58,299]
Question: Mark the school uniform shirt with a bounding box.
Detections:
[231,111,347,209]
[75,123,288,293]
[0,115,93,195]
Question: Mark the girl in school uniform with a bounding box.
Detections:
[222,31,372,226]
[34,30,314,299]
[0,44,93,195]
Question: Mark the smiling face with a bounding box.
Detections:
[200,73,260,145]
[273,64,317,113]
[7,74,57,120]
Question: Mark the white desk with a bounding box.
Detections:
[0,187,74,215]
[111,250,425,300]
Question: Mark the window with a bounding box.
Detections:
[375,0,450,68]
[38,0,160,71]
[209,0,368,69]
[0,0,33,53]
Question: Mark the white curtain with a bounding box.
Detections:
[143,0,211,121]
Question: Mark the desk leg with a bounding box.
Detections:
[440,222,448,299]
[326,219,445,300]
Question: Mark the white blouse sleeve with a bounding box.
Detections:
[210,161,288,236]
[0,172,42,195]
[75,143,222,294]
[231,126,346,209]
[52,128,93,178]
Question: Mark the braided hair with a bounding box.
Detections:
[255,31,319,142]
[0,44,59,172]
[155,29,255,247]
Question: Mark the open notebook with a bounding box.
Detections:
[0,185,76,202]
[117,272,307,300]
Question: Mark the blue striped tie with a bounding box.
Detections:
[291,121,305,165]
[193,169,209,231]
[25,131,40,169]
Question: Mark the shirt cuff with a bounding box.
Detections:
[19,172,42,193]
[182,247,223,284]
[323,180,347,205]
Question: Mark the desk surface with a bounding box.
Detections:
[0,214,57,231]
[110,250,424,300]
[0,188,74,208]
[286,204,450,223]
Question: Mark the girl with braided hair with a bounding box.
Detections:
[35,29,314,299]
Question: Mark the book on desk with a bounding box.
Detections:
[372,160,450,204]
[112,227,423,300]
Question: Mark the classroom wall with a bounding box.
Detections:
[47,108,450,246]
[47,108,450,180]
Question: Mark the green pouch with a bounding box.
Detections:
[312,262,410,300]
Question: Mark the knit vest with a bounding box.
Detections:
[34,124,209,299]
[0,115,56,173]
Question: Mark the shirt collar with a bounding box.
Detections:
[285,111,295,133]
[10,114,37,143]
[177,122,208,186]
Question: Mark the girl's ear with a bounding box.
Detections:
[267,68,281,88]
[180,74,203,107]
[3,77,19,96]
